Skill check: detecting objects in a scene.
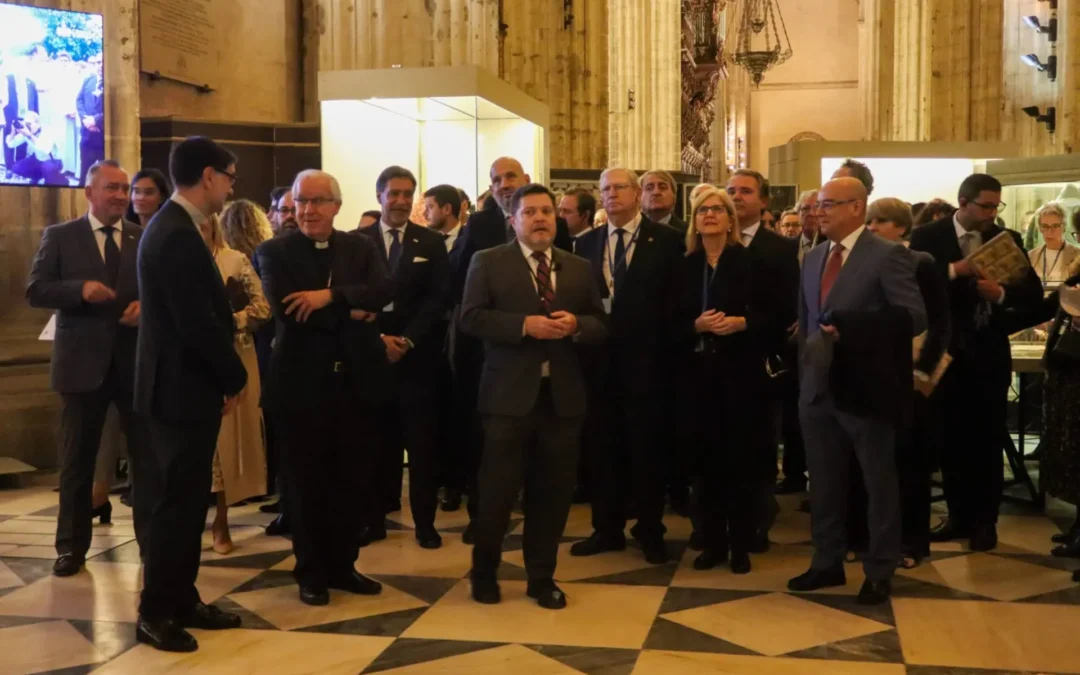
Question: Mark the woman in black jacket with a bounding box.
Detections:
[674,185,778,574]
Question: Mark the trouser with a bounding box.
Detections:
[79,133,103,184]
[780,369,807,482]
[585,392,666,541]
[372,376,440,532]
[139,416,221,621]
[472,382,581,582]
[801,396,901,581]
[56,370,151,559]
[278,395,373,590]
[13,155,64,184]
[940,356,1009,528]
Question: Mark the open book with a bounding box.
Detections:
[966,231,1032,285]
[912,331,952,397]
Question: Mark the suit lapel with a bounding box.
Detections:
[399,223,422,279]
[508,243,544,314]
[116,219,139,294]
[624,221,655,284]
[360,224,389,265]
[823,230,873,311]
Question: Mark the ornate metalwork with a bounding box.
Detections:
[732,0,793,86]
[680,0,726,178]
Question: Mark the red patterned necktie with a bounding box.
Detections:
[533,251,555,314]
[819,244,845,305]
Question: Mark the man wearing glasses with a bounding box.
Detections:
[909,173,1043,552]
[267,187,298,236]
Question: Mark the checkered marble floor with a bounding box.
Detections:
[1,481,1078,675]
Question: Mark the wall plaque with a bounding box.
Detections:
[139,0,219,90]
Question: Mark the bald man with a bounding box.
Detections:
[788,177,926,606]
[447,157,573,540]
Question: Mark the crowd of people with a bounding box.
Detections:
[25,136,1080,654]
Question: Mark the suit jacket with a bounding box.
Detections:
[657,213,689,234]
[257,229,394,410]
[134,200,247,421]
[460,243,607,418]
[4,74,39,122]
[799,229,927,416]
[26,216,142,394]
[574,216,684,395]
[910,249,952,376]
[355,221,450,377]
[74,73,104,139]
[908,217,1043,376]
[747,226,800,358]
[450,207,573,304]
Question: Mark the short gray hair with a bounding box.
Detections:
[600,167,640,188]
[1036,201,1067,225]
[796,189,817,210]
[292,169,342,202]
[87,159,124,184]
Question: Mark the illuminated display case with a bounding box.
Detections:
[319,66,549,230]
[767,141,1020,204]
[988,154,1080,250]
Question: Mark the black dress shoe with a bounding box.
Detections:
[730,551,751,575]
[1051,530,1080,558]
[693,550,727,570]
[330,570,382,595]
[639,537,670,564]
[969,524,997,552]
[416,529,443,550]
[527,579,568,609]
[748,530,770,554]
[688,530,704,552]
[91,500,112,525]
[788,565,847,592]
[775,477,807,495]
[1052,521,1079,544]
[462,522,475,545]
[571,485,589,505]
[471,575,501,604]
[569,533,626,557]
[299,586,329,606]
[136,616,198,653]
[358,524,387,547]
[857,578,892,605]
[119,491,133,508]
[259,501,281,514]
[929,518,972,543]
[52,554,83,577]
[265,515,289,537]
[178,602,241,630]
[383,499,402,514]
[441,489,462,512]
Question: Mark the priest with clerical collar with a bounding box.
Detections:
[255,169,395,609]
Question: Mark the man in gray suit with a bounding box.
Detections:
[461,183,607,610]
[788,177,926,605]
[26,160,149,578]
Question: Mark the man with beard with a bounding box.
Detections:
[641,170,688,234]
[449,157,573,540]
[268,187,298,235]
[909,173,1042,551]
[558,188,597,243]
[258,169,394,605]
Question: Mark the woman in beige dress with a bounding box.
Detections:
[197,205,271,553]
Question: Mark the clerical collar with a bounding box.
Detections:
[314,240,329,249]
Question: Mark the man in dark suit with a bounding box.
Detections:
[726,169,801,546]
[558,187,597,244]
[134,136,247,652]
[355,166,449,548]
[75,54,105,183]
[642,169,688,234]
[788,177,926,605]
[909,173,1043,551]
[26,160,148,577]
[571,168,684,564]
[3,71,39,169]
[259,169,393,607]
[448,157,572,540]
[462,183,607,608]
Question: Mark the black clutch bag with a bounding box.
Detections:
[225,277,250,313]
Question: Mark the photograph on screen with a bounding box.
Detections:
[0,4,103,188]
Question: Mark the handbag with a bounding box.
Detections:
[225,277,251,313]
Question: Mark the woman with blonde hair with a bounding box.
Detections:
[674,186,778,574]
[196,208,271,553]
[1029,202,1080,287]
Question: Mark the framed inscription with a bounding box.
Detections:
[139,0,219,90]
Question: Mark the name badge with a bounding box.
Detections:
[602,297,612,315]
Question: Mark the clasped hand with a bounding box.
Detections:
[283,289,332,322]
[382,335,410,363]
[524,311,577,340]
[694,309,746,336]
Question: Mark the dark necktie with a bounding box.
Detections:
[101,225,120,288]
[612,228,628,293]
[533,251,555,315]
[505,215,515,243]
[388,228,402,270]
[819,244,844,305]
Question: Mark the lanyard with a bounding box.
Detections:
[605,225,641,289]
[1043,246,1065,286]
[702,257,718,314]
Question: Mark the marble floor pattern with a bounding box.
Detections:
[0,481,1078,675]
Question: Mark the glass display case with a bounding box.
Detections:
[319,66,549,231]
[989,154,1080,253]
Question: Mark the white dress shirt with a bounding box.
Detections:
[442,223,461,253]
[87,211,123,262]
[740,221,762,247]
[379,220,407,258]
[602,212,643,293]
[171,193,208,228]
[519,240,556,377]
[827,225,865,266]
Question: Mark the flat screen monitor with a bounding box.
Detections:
[0,4,103,188]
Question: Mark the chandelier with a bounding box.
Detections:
[732,0,793,86]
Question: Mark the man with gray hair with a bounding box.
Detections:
[641,169,688,234]
[257,168,395,607]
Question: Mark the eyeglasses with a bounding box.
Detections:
[815,199,857,212]
[1039,222,1064,230]
[295,196,337,207]
[696,205,729,215]
[275,206,297,215]
[600,183,634,194]
[798,206,816,214]
[970,199,1006,213]
[216,169,238,186]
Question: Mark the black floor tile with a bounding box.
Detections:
[575,563,680,587]
[642,616,758,655]
[1,557,56,585]
[229,570,297,594]
[658,586,766,614]
[299,606,427,638]
[68,619,140,661]
[799,591,896,626]
[890,574,993,602]
[372,575,459,605]
[92,541,142,564]
[360,637,503,673]
[35,665,98,675]
[526,644,640,675]
[199,549,293,570]
[786,628,904,664]
[211,596,279,631]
